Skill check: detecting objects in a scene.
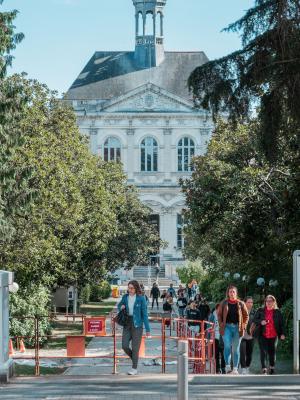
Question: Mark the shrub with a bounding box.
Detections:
[90,281,111,301]
[79,284,91,304]
[278,298,293,355]
[9,284,52,347]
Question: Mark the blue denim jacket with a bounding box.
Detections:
[118,294,150,332]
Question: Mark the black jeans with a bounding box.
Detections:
[258,336,278,369]
[215,338,225,373]
[240,338,254,368]
[152,297,159,309]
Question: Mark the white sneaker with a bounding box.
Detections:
[225,365,231,374]
[127,368,138,376]
[246,367,250,374]
[232,368,239,375]
[241,368,247,375]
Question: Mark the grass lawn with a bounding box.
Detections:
[79,300,117,316]
[14,364,67,376]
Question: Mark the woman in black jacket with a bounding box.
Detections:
[253,295,285,375]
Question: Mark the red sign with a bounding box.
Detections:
[84,317,106,336]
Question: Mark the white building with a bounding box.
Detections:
[65,0,213,281]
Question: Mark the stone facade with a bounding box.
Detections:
[65,0,212,279]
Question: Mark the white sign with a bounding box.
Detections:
[294,251,300,321]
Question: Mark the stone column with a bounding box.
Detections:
[0,271,14,383]
[153,13,156,37]
[126,129,135,180]
[163,128,172,180]
[160,14,164,37]
[135,14,139,36]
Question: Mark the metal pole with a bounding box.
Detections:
[177,340,188,400]
[293,250,300,374]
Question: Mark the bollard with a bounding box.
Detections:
[177,340,188,400]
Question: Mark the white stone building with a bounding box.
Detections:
[65,0,213,281]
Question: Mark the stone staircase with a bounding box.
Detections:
[133,265,166,279]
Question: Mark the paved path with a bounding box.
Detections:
[1,375,300,399]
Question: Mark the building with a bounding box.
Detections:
[65,0,213,282]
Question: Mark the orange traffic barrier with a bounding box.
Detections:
[19,339,26,353]
[9,339,14,356]
[139,336,146,357]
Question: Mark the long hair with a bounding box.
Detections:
[226,285,239,299]
[264,295,278,309]
[128,280,142,295]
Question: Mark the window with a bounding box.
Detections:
[104,137,121,162]
[141,137,158,172]
[177,214,184,249]
[178,137,195,172]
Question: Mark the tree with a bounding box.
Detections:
[0,1,32,244]
[188,0,300,163]
[181,120,299,301]
[1,77,161,288]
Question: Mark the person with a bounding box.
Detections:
[177,284,185,298]
[162,293,173,327]
[167,283,177,299]
[198,298,210,322]
[187,283,193,300]
[176,292,188,317]
[150,282,160,310]
[240,296,255,375]
[210,304,225,374]
[218,285,249,374]
[186,300,201,334]
[154,263,160,283]
[160,289,167,301]
[118,280,150,375]
[140,283,149,305]
[253,295,285,375]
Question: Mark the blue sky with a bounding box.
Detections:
[4,0,254,95]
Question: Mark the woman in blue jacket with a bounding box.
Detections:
[118,280,150,375]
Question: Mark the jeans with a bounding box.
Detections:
[178,307,185,318]
[122,316,143,369]
[240,338,254,368]
[223,323,241,369]
[258,336,277,369]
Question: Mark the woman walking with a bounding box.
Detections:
[118,280,150,375]
[218,285,249,374]
[240,296,255,375]
[253,295,285,375]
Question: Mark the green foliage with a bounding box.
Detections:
[0,77,161,289]
[278,298,293,354]
[189,0,300,163]
[0,0,24,78]
[176,260,206,285]
[79,284,91,304]
[90,281,111,302]
[181,120,299,302]
[9,284,51,346]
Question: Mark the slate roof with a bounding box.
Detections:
[65,51,208,101]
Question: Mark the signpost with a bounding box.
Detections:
[293,250,300,374]
[84,317,106,336]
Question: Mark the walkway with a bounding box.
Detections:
[1,374,300,399]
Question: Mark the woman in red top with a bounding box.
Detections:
[253,295,285,374]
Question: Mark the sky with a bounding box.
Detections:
[3,0,254,95]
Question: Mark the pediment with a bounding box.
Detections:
[99,83,195,113]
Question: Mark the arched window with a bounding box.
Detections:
[177,214,184,249]
[178,137,195,172]
[141,137,158,172]
[145,11,153,35]
[104,137,121,162]
[137,12,143,35]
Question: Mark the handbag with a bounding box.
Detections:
[114,308,129,327]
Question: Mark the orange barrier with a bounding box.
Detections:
[19,339,26,353]
[9,339,14,356]
[9,313,216,376]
